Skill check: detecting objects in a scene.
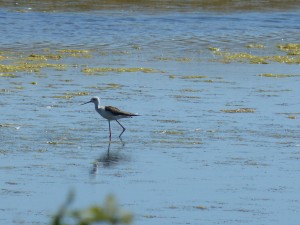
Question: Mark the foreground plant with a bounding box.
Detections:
[51,192,133,225]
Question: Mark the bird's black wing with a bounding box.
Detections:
[105,106,138,116]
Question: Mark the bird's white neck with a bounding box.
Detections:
[94,101,100,109]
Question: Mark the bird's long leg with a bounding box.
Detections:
[108,120,112,141]
[116,120,126,137]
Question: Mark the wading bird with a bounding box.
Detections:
[82,96,139,140]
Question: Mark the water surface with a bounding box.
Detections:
[1,2,300,225]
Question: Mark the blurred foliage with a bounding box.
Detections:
[51,191,133,225]
[1,0,300,12]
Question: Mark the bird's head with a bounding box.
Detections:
[82,96,100,106]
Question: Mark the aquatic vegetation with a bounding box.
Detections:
[180,88,202,92]
[57,49,91,57]
[23,54,64,61]
[157,119,182,123]
[219,52,269,64]
[214,44,300,64]
[52,92,89,99]
[46,141,76,145]
[57,49,90,54]
[23,54,48,61]
[0,73,17,78]
[194,205,207,210]
[51,192,133,225]
[82,67,159,74]
[173,95,201,100]
[181,75,208,79]
[256,89,292,93]
[259,73,300,78]
[0,63,67,74]
[14,85,24,90]
[208,47,220,52]
[277,43,300,52]
[175,57,192,62]
[155,56,192,62]
[89,83,123,90]
[277,112,300,119]
[107,83,122,89]
[221,108,255,113]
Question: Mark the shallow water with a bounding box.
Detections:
[1,2,300,225]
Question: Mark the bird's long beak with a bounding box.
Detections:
[81,100,92,105]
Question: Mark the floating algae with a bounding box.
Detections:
[277,43,300,55]
[173,95,201,100]
[57,49,91,57]
[0,62,67,74]
[194,205,207,210]
[0,73,17,78]
[23,54,48,61]
[218,52,269,64]
[52,92,89,99]
[88,83,123,90]
[46,141,75,145]
[213,44,300,64]
[221,108,256,113]
[208,47,220,52]
[277,112,300,120]
[259,73,300,78]
[82,67,159,75]
[155,57,192,62]
[157,119,182,123]
[181,75,208,79]
[22,54,63,61]
[57,49,90,54]
[180,88,202,93]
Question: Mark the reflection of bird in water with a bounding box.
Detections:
[90,141,128,176]
[82,96,140,141]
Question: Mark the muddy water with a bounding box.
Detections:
[1,2,300,225]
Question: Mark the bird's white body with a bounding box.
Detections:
[82,96,139,140]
